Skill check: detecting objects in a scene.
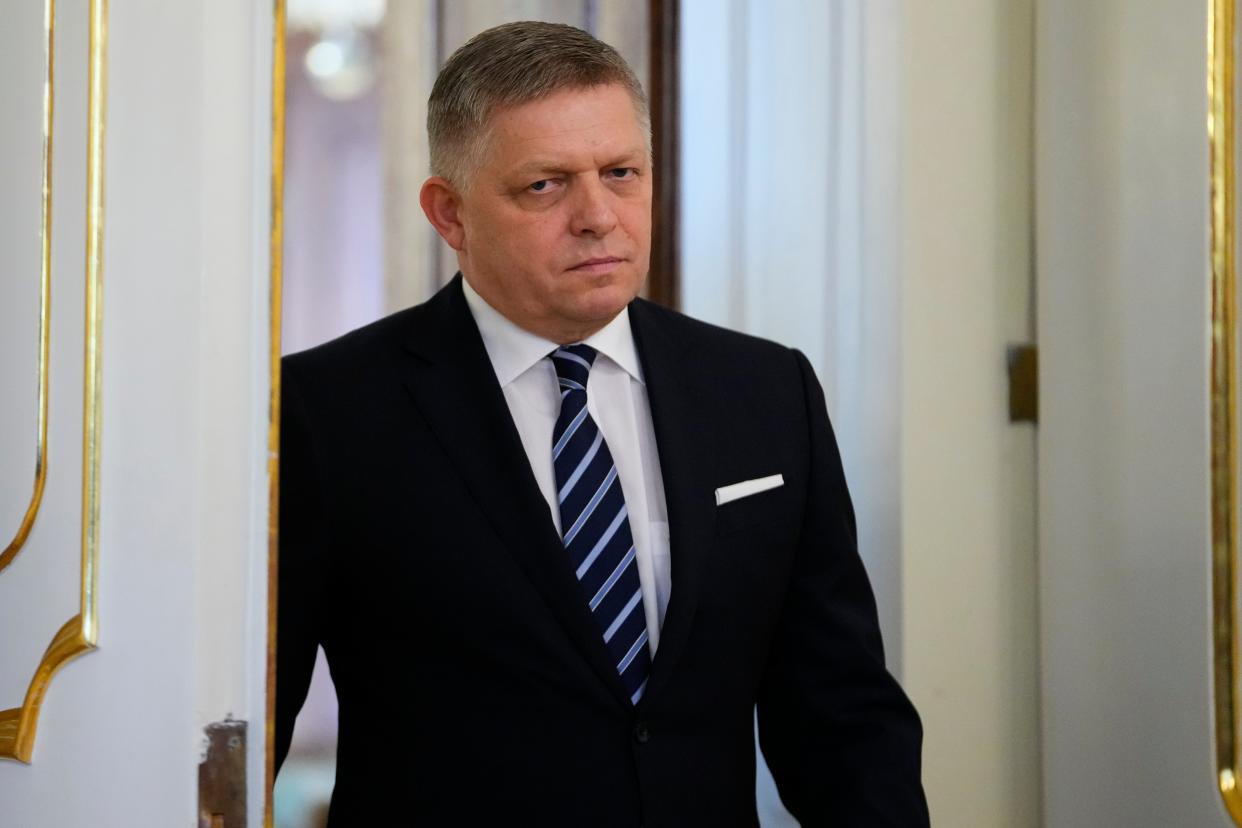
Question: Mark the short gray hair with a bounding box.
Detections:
[428,21,650,186]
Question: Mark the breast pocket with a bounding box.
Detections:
[713,482,788,535]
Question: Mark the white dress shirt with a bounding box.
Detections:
[461,277,671,654]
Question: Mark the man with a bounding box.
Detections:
[277,21,928,826]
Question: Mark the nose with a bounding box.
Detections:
[569,177,618,237]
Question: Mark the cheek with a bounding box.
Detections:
[619,203,652,241]
[471,206,551,249]
[498,214,563,257]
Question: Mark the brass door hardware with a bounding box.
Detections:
[199,719,247,828]
[1007,344,1038,424]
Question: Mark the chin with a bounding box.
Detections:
[587,282,639,313]
[561,295,627,329]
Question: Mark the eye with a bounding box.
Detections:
[524,176,563,192]
[607,167,639,181]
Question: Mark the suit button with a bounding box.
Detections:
[633,722,650,744]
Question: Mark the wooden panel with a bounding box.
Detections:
[646,0,678,308]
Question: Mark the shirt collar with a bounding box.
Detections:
[462,276,645,387]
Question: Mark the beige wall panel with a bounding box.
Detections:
[1037,0,1227,824]
[440,0,586,57]
[381,0,440,311]
[900,0,1040,825]
[596,1,650,94]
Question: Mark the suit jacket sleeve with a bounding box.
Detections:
[274,360,336,772]
[755,349,929,826]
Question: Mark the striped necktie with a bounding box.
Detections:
[550,344,650,705]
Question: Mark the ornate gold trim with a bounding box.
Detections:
[1211,0,1242,821]
[266,0,287,824]
[0,0,56,574]
[0,0,107,764]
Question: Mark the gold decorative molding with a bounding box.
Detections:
[266,0,287,824]
[0,0,107,764]
[1211,0,1242,821]
[0,0,56,575]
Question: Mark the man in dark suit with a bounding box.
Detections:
[277,21,927,826]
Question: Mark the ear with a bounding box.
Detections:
[420,176,467,251]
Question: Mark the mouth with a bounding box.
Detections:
[568,256,626,275]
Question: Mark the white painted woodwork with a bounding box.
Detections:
[0,2,274,825]
[0,0,84,721]
[1036,1,1226,825]
[899,2,1040,826]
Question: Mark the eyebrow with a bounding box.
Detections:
[511,150,647,177]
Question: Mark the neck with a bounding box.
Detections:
[461,274,618,345]
[546,320,611,346]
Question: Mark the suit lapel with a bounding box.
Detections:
[400,276,631,707]
[628,299,718,705]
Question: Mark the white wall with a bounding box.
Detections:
[898,1,1041,826]
[1036,2,1227,824]
[0,2,274,825]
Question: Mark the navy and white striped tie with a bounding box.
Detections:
[550,344,650,705]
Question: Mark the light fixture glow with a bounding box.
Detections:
[305,40,345,79]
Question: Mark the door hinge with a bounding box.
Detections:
[1007,344,1038,424]
[198,719,247,828]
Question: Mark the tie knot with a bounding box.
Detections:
[551,344,597,392]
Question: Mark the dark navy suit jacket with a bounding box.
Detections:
[276,275,928,826]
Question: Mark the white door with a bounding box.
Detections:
[0,2,275,825]
[1036,1,1231,824]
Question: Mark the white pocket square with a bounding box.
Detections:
[715,474,784,506]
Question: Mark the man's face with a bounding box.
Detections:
[452,83,652,342]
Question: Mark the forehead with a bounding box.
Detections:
[481,84,647,171]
